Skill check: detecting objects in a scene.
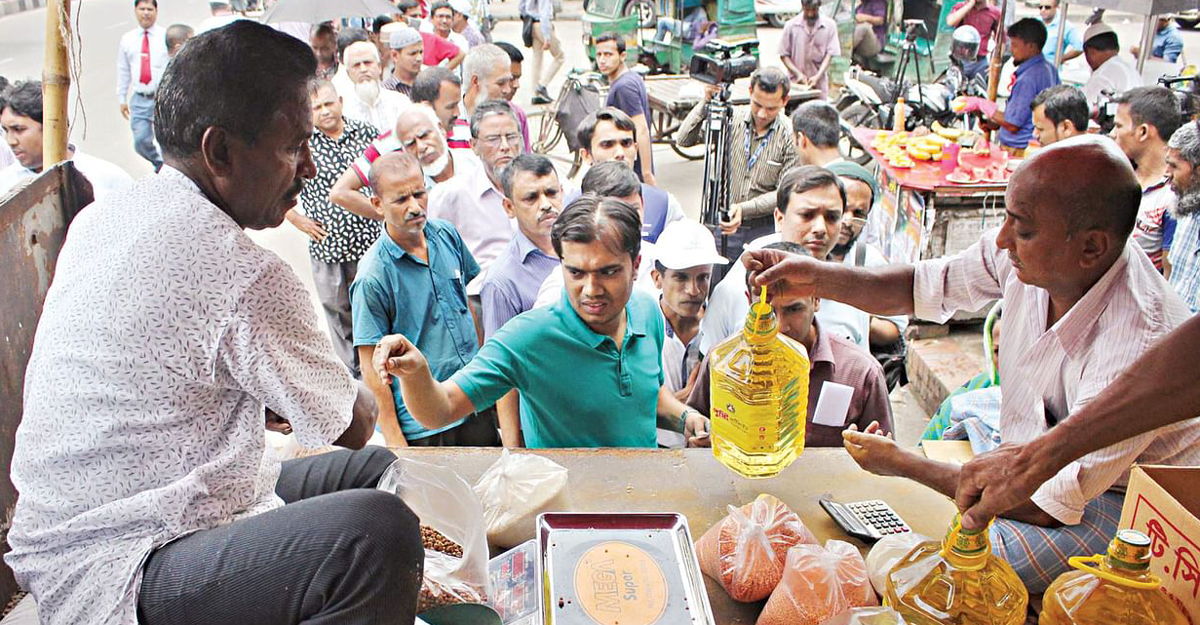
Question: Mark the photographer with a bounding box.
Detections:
[675,67,799,265]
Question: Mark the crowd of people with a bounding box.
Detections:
[0,0,1198,623]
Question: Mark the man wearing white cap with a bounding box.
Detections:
[651,220,728,399]
[449,0,486,48]
[383,26,424,97]
[1082,22,1143,111]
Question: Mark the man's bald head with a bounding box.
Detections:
[369,151,423,195]
[1013,135,1140,241]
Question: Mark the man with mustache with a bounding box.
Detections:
[779,0,840,98]
[480,153,565,445]
[428,99,521,277]
[352,151,500,448]
[745,137,1199,592]
[7,22,422,624]
[283,79,381,377]
[371,195,712,448]
[341,41,410,134]
[1165,121,1200,311]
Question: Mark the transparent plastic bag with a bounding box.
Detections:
[695,493,818,602]
[757,540,878,625]
[820,606,908,625]
[864,532,930,596]
[377,458,490,612]
[473,449,570,548]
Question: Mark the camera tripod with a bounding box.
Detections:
[886,27,928,129]
[700,83,734,257]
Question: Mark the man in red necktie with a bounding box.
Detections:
[117,0,165,171]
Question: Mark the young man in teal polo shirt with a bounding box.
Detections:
[369,195,712,448]
[352,151,500,447]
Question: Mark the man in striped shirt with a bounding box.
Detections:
[1166,121,1200,312]
[746,136,1199,591]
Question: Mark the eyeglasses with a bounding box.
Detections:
[480,133,522,148]
[842,216,869,228]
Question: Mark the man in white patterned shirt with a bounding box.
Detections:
[746,136,1200,592]
[7,23,422,625]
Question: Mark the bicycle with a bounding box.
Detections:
[533,69,608,178]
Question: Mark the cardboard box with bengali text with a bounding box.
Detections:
[1119,465,1200,625]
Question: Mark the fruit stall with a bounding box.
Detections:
[851,126,1012,288]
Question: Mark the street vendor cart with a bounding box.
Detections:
[852,127,1008,316]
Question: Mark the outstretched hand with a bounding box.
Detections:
[372,334,428,385]
[742,248,824,299]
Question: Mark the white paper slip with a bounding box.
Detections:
[812,381,854,427]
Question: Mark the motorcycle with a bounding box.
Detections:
[836,63,985,164]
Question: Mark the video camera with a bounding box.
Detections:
[690,38,759,86]
[902,19,929,42]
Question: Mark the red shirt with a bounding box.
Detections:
[951,2,1001,58]
[420,31,461,66]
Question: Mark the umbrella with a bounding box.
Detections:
[261,0,400,23]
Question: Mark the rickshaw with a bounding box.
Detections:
[582,0,759,74]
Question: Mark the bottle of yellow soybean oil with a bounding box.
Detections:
[709,286,810,478]
[1040,529,1189,625]
[885,516,1028,625]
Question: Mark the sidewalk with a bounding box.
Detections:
[490,0,584,20]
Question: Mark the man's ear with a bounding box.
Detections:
[199,126,235,177]
[581,147,593,164]
[370,194,383,212]
[502,197,516,219]
[1078,228,1113,269]
[632,253,641,274]
[774,206,786,232]
[813,297,821,312]
[650,269,663,289]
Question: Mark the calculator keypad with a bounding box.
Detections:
[845,500,911,537]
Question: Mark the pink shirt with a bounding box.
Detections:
[914,230,1200,525]
[779,14,841,97]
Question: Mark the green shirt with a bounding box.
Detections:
[451,288,665,448]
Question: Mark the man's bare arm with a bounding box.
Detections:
[745,249,917,316]
[957,315,1200,529]
[332,382,380,449]
[330,167,383,220]
[374,334,477,430]
[358,345,409,447]
[631,113,657,186]
[446,49,465,70]
[496,390,524,447]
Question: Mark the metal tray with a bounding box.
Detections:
[536,512,716,625]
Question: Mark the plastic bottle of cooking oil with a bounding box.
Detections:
[1040,529,1189,625]
[893,97,907,132]
[884,516,1028,625]
[709,286,810,479]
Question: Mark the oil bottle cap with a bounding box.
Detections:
[1107,530,1153,571]
[744,286,777,342]
[945,514,990,556]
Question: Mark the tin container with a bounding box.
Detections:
[536,512,716,625]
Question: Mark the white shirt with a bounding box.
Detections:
[1083,54,1144,107]
[116,24,168,101]
[914,230,1198,525]
[6,167,356,624]
[0,139,14,171]
[698,235,906,354]
[341,87,411,135]
[272,21,313,42]
[428,168,515,275]
[0,150,133,203]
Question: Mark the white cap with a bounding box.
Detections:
[653,220,729,270]
[1083,22,1115,44]
[449,0,471,15]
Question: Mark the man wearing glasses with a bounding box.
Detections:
[1037,0,1082,64]
[429,99,523,280]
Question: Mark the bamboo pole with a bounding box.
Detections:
[986,0,1008,102]
[42,0,70,168]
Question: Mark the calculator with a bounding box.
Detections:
[819,499,912,543]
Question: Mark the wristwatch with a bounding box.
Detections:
[678,408,696,434]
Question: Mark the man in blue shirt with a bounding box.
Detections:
[369,195,711,448]
[1132,17,1184,63]
[964,18,1060,153]
[1037,0,1082,64]
[352,151,500,447]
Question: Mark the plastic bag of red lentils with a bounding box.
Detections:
[756,540,877,625]
[695,494,819,602]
